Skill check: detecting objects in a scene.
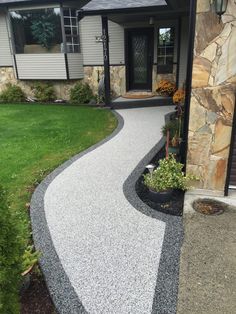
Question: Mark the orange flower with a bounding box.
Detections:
[173,89,185,103]
[156,80,176,96]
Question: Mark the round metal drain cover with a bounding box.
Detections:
[192,198,226,215]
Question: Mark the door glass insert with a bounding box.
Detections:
[132,35,148,84]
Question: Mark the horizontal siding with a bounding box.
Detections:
[67,53,84,79]
[179,16,189,88]
[0,11,12,66]
[15,54,67,79]
[80,16,103,65]
[108,21,124,65]
[80,16,124,65]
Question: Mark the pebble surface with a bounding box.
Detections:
[40,107,173,313]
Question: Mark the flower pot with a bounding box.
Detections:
[148,189,174,203]
[168,146,179,155]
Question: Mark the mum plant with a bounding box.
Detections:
[143,154,196,192]
[173,89,185,104]
[156,79,176,96]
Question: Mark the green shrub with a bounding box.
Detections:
[0,84,25,103]
[143,155,197,192]
[33,82,56,102]
[70,81,94,104]
[0,186,23,313]
[22,245,40,275]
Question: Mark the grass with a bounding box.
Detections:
[0,103,117,313]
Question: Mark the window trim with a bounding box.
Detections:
[9,5,80,55]
[157,26,175,74]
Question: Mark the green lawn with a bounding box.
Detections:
[0,103,117,312]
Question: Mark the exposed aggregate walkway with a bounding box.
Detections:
[31,106,183,314]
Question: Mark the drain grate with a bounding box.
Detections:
[192,198,226,215]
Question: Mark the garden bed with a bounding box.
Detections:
[20,274,55,314]
[136,146,185,216]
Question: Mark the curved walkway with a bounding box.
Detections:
[31,106,183,314]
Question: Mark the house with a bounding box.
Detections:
[0,0,189,97]
[0,0,235,196]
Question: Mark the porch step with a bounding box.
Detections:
[111,95,173,109]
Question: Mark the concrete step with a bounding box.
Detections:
[111,96,173,109]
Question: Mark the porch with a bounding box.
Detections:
[111,94,173,109]
[81,0,190,106]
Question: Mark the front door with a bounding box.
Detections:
[126,28,154,91]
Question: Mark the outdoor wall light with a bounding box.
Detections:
[149,17,155,25]
[212,0,229,21]
[146,164,155,177]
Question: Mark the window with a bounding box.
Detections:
[10,8,63,54]
[63,8,80,53]
[157,27,175,73]
[10,7,80,54]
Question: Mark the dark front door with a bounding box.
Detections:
[126,28,154,91]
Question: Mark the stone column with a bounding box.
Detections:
[187,0,236,193]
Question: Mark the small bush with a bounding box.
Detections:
[143,155,197,192]
[0,84,25,103]
[33,82,56,102]
[0,185,23,313]
[70,81,94,104]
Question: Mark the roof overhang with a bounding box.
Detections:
[0,0,90,7]
[80,0,189,21]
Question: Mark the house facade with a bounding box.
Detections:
[0,0,235,196]
[0,0,189,98]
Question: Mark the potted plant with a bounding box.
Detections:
[143,154,196,203]
[156,79,176,97]
[161,120,180,155]
[172,88,185,152]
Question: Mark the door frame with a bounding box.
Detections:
[125,27,154,91]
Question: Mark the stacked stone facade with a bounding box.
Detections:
[0,67,79,100]
[83,65,126,97]
[187,0,236,193]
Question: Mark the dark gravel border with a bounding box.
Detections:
[123,137,183,314]
[30,109,183,314]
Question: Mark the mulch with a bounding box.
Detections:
[20,274,56,314]
[136,146,185,216]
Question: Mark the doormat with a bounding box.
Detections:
[122,93,154,99]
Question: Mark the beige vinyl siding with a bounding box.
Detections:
[67,53,84,79]
[80,16,124,65]
[0,11,12,66]
[15,54,67,79]
[108,21,124,65]
[179,16,189,88]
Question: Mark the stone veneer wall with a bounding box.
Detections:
[0,67,79,100]
[187,0,236,193]
[152,65,177,91]
[85,65,177,97]
[83,66,126,97]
